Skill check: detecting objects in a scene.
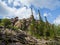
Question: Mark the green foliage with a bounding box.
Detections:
[28,14,44,38]
[0,19,2,26]
[1,18,11,28]
[54,25,60,36]
[28,14,56,39]
[11,26,18,30]
[0,19,1,23]
[8,25,18,30]
[29,17,36,36]
[38,21,45,36]
[37,10,45,37]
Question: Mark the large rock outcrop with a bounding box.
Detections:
[0,29,60,45]
[0,29,38,45]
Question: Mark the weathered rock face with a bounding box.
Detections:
[14,21,22,28]
[0,29,60,45]
[12,15,35,29]
[0,29,39,45]
[11,17,18,26]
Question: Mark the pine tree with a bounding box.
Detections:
[38,10,44,36]
[0,19,1,23]
[28,7,36,36]
[44,16,51,39]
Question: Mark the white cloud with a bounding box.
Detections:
[0,1,9,15]
[12,0,60,10]
[13,0,21,7]
[3,16,10,19]
[1,0,60,10]
[44,13,48,17]
[14,7,32,19]
[19,0,31,7]
[43,13,52,17]
[0,0,60,20]
[53,15,60,25]
[0,1,36,19]
[30,0,60,10]
[8,0,13,4]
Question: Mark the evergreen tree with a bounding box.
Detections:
[0,19,1,23]
[44,16,51,39]
[28,7,36,36]
[38,10,44,36]
[0,19,2,26]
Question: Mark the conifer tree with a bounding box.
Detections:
[38,10,44,36]
[44,16,51,39]
[0,19,1,23]
[29,7,36,36]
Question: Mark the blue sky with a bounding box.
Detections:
[0,0,60,25]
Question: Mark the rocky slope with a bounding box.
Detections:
[0,29,59,45]
[0,29,38,45]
